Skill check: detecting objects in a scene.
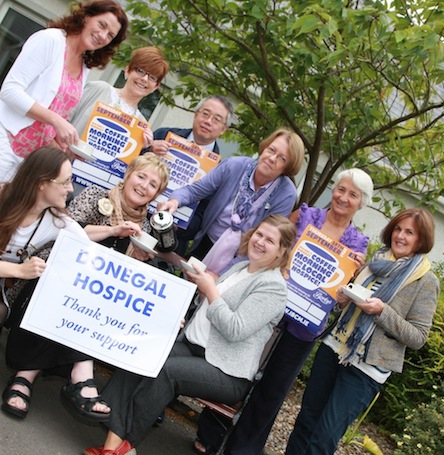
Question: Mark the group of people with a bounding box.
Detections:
[0,2,440,455]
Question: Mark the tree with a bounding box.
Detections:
[122,0,444,213]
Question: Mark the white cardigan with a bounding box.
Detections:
[0,28,89,135]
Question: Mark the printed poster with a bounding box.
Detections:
[148,132,221,229]
[72,101,150,190]
[283,224,358,334]
[21,230,197,377]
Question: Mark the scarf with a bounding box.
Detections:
[203,161,284,274]
[333,247,430,365]
[107,184,146,256]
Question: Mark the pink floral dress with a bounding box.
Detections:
[10,52,83,158]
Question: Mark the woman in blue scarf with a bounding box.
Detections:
[286,208,439,455]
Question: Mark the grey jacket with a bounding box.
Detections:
[366,271,439,373]
[187,261,288,381]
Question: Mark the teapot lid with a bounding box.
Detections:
[151,210,173,229]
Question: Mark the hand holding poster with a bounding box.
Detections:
[283,224,358,334]
[148,132,221,229]
[20,230,197,377]
[72,101,150,190]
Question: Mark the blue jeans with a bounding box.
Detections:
[286,343,383,455]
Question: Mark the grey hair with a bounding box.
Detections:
[333,168,374,208]
[195,95,234,127]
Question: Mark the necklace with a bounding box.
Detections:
[113,88,138,116]
[16,209,47,263]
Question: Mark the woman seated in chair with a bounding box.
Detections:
[83,214,296,455]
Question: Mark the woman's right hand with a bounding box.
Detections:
[336,287,351,309]
[112,221,141,238]
[18,257,46,279]
[52,116,80,151]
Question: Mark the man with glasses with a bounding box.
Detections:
[145,95,234,255]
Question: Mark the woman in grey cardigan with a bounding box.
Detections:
[286,208,439,455]
[83,214,296,455]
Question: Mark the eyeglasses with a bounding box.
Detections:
[263,147,288,165]
[196,109,227,126]
[50,177,74,188]
[134,67,158,83]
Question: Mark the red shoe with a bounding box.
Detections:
[83,447,103,455]
[83,439,134,455]
[103,440,134,455]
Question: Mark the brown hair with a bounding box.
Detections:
[380,208,435,254]
[238,214,296,271]
[127,47,170,84]
[0,147,70,252]
[123,153,170,198]
[49,0,128,69]
[258,128,305,177]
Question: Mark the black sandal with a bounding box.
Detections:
[1,376,33,419]
[192,437,214,455]
[60,378,111,423]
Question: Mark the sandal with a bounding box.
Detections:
[60,378,111,423]
[192,437,213,455]
[1,376,33,419]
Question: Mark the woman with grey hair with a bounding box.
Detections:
[194,168,374,455]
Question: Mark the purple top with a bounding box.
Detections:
[286,203,369,341]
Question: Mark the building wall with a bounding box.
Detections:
[2,0,443,266]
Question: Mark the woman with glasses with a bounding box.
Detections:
[0,146,112,423]
[158,127,305,274]
[0,0,129,181]
[69,46,169,163]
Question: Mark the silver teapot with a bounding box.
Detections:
[149,211,178,252]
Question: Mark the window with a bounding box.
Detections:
[0,7,43,84]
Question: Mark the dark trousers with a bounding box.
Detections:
[286,343,383,455]
[223,328,315,455]
[102,339,250,447]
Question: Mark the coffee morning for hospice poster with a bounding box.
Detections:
[72,101,150,190]
[148,132,221,229]
[283,224,358,334]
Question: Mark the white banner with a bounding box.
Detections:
[20,230,197,377]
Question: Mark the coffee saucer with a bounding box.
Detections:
[130,236,158,255]
[70,143,97,161]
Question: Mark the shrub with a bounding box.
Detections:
[393,396,444,454]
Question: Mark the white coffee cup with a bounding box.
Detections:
[130,232,158,252]
[343,282,373,302]
[187,256,207,272]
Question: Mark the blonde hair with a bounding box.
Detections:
[124,153,170,197]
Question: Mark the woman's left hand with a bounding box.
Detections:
[130,245,155,261]
[142,128,154,149]
[354,297,384,315]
